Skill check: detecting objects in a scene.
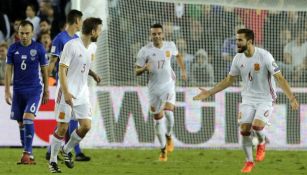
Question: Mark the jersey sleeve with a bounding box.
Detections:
[135,47,146,67]
[229,55,240,76]
[38,44,48,66]
[50,36,62,58]
[59,42,74,67]
[89,42,97,53]
[6,45,15,64]
[265,52,280,75]
[170,41,178,56]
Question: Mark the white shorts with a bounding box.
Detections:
[149,86,175,114]
[238,102,273,125]
[55,103,92,123]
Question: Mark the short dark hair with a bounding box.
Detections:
[19,20,34,31]
[237,28,254,43]
[150,23,163,30]
[66,9,83,25]
[82,17,102,35]
[37,31,50,42]
[39,18,51,25]
[26,3,37,13]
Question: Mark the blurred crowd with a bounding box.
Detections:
[0,0,71,85]
[108,0,307,87]
[1,0,307,87]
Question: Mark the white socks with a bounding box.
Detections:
[63,130,82,154]
[154,118,166,149]
[242,135,254,162]
[254,130,266,144]
[165,110,174,137]
[50,134,63,163]
[50,130,83,163]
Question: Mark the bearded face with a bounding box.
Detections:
[237,43,248,53]
[91,35,98,42]
[236,33,249,53]
[90,25,102,42]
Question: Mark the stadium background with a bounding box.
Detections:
[1,0,307,150]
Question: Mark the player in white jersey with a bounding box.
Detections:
[48,17,102,173]
[135,23,187,162]
[193,29,299,173]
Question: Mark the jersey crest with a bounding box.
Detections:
[165,50,171,58]
[30,49,37,57]
[254,63,260,72]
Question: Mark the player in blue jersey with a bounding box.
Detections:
[5,20,49,164]
[46,9,100,162]
[48,10,82,80]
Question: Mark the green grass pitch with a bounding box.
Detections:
[0,148,306,175]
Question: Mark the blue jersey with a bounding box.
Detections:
[50,31,78,81]
[6,41,48,93]
[51,31,78,58]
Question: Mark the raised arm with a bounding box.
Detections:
[176,53,187,81]
[135,64,150,76]
[135,47,150,76]
[193,74,236,100]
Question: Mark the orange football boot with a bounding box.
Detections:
[166,135,174,153]
[241,161,255,173]
[17,152,36,165]
[256,143,266,162]
[159,147,167,162]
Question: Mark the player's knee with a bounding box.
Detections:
[252,125,264,131]
[23,113,35,120]
[240,131,251,136]
[153,113,163,120]
[56,127,68,137]
[80,123,91,133]
[83,125,91,133]
[164,103,174,111]
[56,123,69,137]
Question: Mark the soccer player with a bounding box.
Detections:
[193,29,299,173]
[46,9,100,162]
[48,17,102,173]
[135,23,187,161]
[5,20,49,164]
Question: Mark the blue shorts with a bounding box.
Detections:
[10,91,42,122]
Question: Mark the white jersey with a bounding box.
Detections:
[136,41,177,93]
[229,47,280,103]
[56,38,96,106]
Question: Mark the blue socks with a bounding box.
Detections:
[23,119,34,154]
[19,125,25,147]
